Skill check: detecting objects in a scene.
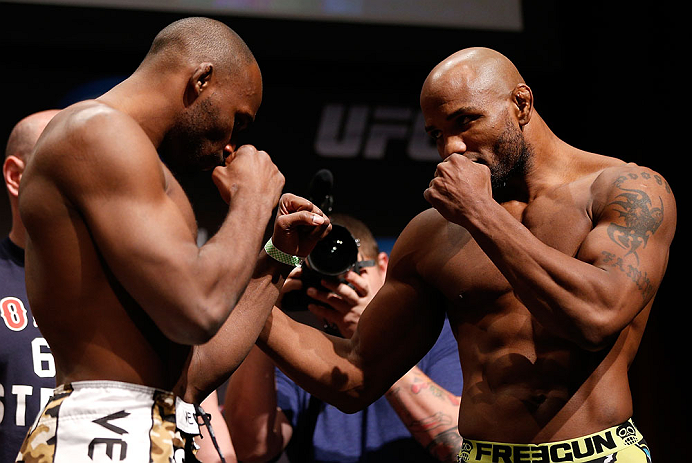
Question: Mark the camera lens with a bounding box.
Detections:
[306,224,359,276]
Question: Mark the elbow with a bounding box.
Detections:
[571,308,624,352]
[330,353,385,413]
[575,331,617,352]
[568,273,642,351]
[335,401,365,415]
[177,320,218,345]
[160,322,214,346]
[160,297,238,345]
[331,387,375,414]
[296,379,369,414]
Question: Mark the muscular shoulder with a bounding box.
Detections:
[40,102,152,163]
[394,208,446,252]
[389,208,470,274]
[30,101,164,200]
[591,164,676,240]
[593,164,672,192]
[592,164,675,211]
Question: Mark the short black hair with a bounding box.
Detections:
[140,17,256,77]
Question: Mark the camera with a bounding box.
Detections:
[281,224,360,312]
[281,168,375,314]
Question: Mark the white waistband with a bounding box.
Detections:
[58,380,174,397]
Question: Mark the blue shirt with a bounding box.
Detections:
[0,237,56,462]
[276,318,462,463]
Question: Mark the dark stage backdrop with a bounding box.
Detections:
[0,1,684,460]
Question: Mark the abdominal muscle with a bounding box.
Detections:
[38,287,191,392]
[25,218,191,393]
[451,304,633,443]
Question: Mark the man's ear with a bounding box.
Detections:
[377,251,389,274]
[3,155,25,198]
[184,62,214,106]
[512,83,533,128]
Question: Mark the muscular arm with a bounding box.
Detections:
[225,350,462,463]
[236,250,459,460]
[180,194,332,401]
[300,260,463,461]
[178,251,290,401]
[257,218,447,413]
[426,158,677,349]
[385,367,462,463]
[31,107,284,345]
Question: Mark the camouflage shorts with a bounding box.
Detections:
[15,381,200,463]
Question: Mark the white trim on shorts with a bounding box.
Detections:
[16,380,200,463]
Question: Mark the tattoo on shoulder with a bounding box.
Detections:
[600,171,668,300]
[606,172,665,263]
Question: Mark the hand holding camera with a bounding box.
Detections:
[279,224,372,311]
[278,170,379,337]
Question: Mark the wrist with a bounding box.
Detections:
[264,238,303,267]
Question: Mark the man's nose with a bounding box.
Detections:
[441,135,466,159]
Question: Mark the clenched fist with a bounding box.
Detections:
[212,144,284,210]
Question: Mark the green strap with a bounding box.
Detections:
[264,239,303,267]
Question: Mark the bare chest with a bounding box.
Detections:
[423,190,593,310]
[164,168,198,239]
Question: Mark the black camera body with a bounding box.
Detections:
[281,224,360,312]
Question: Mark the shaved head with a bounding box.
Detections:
[5,109,60,161]
[134,17,264,173]
[5,109,60,246]
[422,47,525,103]
[420,48,534,194]
[140,17,257,78]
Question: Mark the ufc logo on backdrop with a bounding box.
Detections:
[314,104,438,161]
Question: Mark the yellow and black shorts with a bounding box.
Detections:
[458,419,651,462]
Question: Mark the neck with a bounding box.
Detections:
[515,112,581,201]
[8,227,25,250]
[96,73,179,149]
[8,202,25,248]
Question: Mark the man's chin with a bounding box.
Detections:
[197,153,225,171]
[161,150,224,176]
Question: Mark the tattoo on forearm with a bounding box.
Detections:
[388,377,463,462]
[607,174,664,264]
[408,412,454,432]
[402,377,461,406]
[425,427,463,463]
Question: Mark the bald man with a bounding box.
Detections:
[256,48,675,462]
[1,110,59,463]
[16,17,330,461]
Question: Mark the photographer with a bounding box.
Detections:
[224,214,463,462]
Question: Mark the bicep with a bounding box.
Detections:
[60,122,203,329]
[82,170,198,310]
[577,168,676,320]
[79,163,194,279]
